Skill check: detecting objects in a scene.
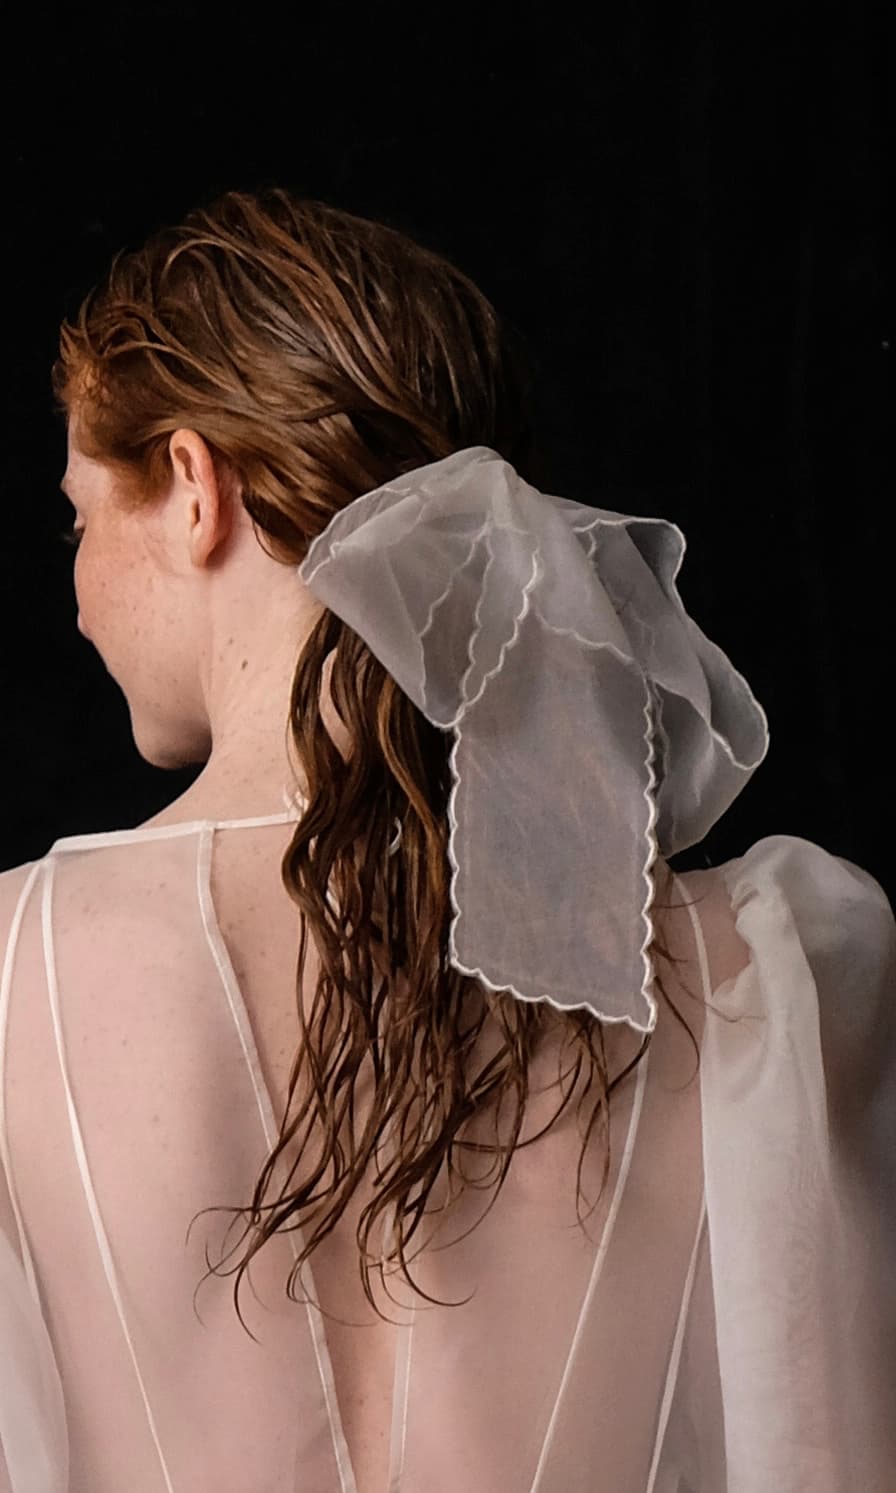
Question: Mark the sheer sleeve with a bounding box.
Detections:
[0,1159,69,1490]
[0,863,69,1492]
[806,839,896,1483]
[697,835,896,1491]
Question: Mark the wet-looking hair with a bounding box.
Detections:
[52,186,703,1337]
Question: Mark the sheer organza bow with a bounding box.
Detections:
[297,446,770,1034]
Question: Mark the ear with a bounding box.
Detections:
[167,430,242,512]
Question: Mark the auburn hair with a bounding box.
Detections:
[51,185,705,1338]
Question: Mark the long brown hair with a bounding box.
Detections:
[52,185,706,1338]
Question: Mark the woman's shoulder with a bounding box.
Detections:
[693,834,895,1120]
[656,856,754,1006]
[651,833,895,1072]
[673,834,893,982]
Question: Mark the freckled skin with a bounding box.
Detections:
[63,418,346,821]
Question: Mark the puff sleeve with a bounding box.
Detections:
[697,834,896,1492]
[0,863,69,1492]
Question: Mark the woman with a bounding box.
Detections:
[0,186,892,1491]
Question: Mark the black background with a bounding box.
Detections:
[1,4,892,898]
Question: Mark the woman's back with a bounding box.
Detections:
[9,804,891,1491]
[0,807,719,1492]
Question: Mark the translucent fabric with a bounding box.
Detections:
[0,816,894,1492]
[298,446,771,1038]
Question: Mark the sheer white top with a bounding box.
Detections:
[0,820,893,1491]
